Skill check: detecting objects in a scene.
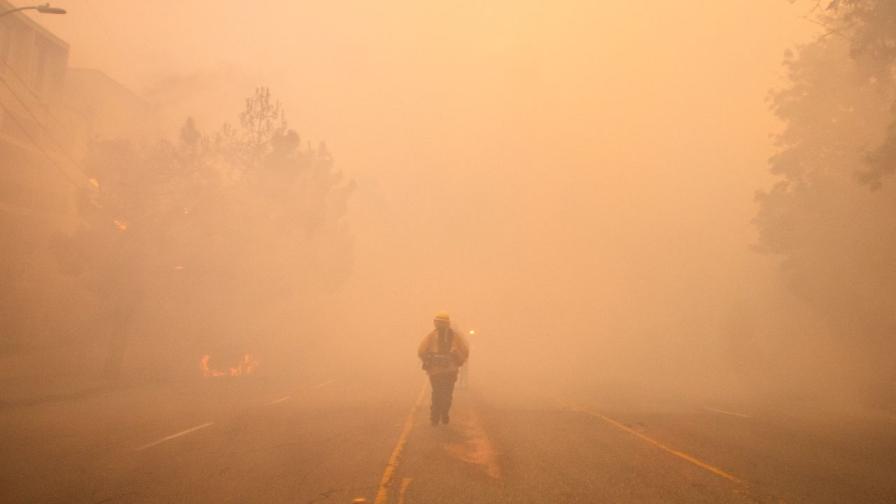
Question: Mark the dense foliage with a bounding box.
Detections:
[55,88,354,377]
[755,1,895,369]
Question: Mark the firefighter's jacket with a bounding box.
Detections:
[418,328,469,376]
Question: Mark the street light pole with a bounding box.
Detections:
[0,3,66,18]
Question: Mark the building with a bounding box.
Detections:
[0,0,79,221]
[0,2,158,379]
[0,1,159,216]
[0,1,79,359]
[0,0,69,114]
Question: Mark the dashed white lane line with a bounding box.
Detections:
[268,395,291,405]
[703,406,752,419]
[135,422,214,451]
[136,379,335,450]
[266,379,333,406]
[312,379,335,389]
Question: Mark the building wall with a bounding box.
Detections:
[0,0,75,219]
[0,2,166,361]
[0,0,69,143]
[0,2,81,355]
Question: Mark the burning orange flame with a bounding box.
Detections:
[200,354,258,377]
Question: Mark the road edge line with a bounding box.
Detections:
[567,403,743,484]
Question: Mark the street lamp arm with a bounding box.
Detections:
[0,6,34,18]
[0,3,66,18]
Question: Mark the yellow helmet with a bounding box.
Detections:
[434,311,450,323]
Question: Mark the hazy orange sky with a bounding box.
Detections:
[30,1,820,354]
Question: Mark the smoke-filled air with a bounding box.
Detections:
[2,1,895,503]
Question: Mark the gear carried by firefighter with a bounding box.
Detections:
[418,311,469,426]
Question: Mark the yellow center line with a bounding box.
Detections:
[373,383,426,504]
[568,403,743,484]
[397,477,413,504]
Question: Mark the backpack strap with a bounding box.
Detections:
[437,328,454,354]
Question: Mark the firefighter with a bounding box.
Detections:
[418,311,469,426]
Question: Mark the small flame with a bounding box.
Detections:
[113,219,128,231]
[200,354,258,378]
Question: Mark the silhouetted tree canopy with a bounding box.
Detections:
[54,87,354,378]
[755,1,895,363]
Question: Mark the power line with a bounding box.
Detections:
[0,57,46,101]
[0,57,82,133]
[0,74,85,174]
[0,99,86,190]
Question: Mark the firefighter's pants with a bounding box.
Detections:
[428,372,457,421]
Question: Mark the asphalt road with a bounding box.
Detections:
[2,373,895,503]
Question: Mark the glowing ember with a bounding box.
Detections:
[200,354,258,377]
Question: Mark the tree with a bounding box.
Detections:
[804,1,896,187]
[55,87,353,379]
[755,1,896,381]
